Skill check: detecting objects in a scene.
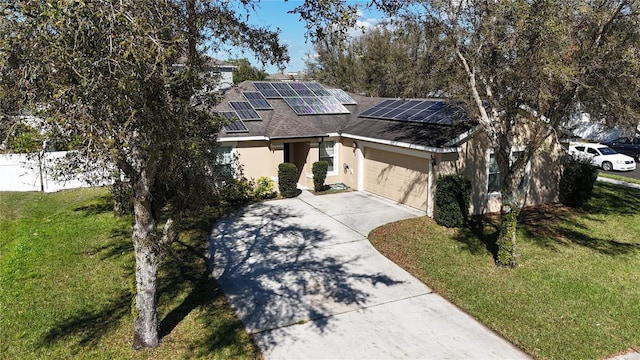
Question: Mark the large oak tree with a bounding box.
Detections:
[1,0,287,349]
[296,0,640,266]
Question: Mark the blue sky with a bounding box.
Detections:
[211,1,385,74]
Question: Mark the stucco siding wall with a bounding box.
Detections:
[336,139,359,189]
[447,130,562,215]
[234,141,278,180]
[298,142,319,189]
[526,142,562,206]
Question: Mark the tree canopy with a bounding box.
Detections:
[296,0,640,266]
[305,17,449,97]
[228,58,268,83]
[1,0,287,349]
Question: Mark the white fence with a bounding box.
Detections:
[0,152,103,192]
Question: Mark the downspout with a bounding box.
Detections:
[357,144,364,191]
[427,155,434,217]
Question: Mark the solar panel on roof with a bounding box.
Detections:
[271,83,298,97]
[304,82,325,90]
[320,96,343,105]
[327,88,357,104]
[358,99,460,125]
[283,96,349,115]
[311,88,331,96]
[394,106,426,120]
[284,98,314,115]
[358,99,397,117]
[219,111,249,133]
[242,92,272,109]
[302,96,324,105]
[326,103,350,113]
[229,101,261,121]
[253,82,281,98]
[219,111,237,120]
[224,120,249,133]
[367,100,405,118]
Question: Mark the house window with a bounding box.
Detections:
[320,140,336,172]
[488,153,500,193]
[487,150,527,194]
[215,146,234,179]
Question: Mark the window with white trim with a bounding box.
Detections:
[320,140,336,173]
[487,150,528,194]
[215,146,234,179]
[488,153,501,193]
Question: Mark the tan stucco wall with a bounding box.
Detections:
[297,142,319,189]
[234,140,279,180]
[335,139,359,189]
[437,130,562,215]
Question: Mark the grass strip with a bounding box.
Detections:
[598,172,640,185]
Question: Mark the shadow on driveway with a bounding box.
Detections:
[207,199,405,350]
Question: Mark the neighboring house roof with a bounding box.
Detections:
[267,72,309,81]
[215,81,478,149]
[175,55,236,69]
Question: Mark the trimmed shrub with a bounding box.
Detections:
[278,163,299,198]
[434,174,472,228]
[559,155,598,207]
[222,177,254,205]
[254,176,276,199]
[312,161,329,192]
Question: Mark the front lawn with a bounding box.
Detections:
[370,182,640,360]
[0,187,258,359]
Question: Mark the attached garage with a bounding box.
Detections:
[363,147,430,211]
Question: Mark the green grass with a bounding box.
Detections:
[370,182,640,360]
[0,188,259,359]
[598,171,640,185]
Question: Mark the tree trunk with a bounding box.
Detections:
[496,199,520,267]
[131,173,160,350]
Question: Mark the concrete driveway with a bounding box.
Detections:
[208,191,529,359]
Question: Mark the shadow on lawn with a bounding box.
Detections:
[73,194,116,216]
[454,183,640,259]
[208,201,404,351]
[43,198,251,355]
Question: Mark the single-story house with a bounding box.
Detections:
[214,81,562,216]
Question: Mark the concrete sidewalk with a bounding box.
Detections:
[208,191,530,359]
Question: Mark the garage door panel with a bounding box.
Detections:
[364,148,428,210]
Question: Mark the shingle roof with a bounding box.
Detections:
[215,81,478,147]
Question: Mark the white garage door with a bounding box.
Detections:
[363,148,429,211]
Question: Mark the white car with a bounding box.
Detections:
[569,142,636,171]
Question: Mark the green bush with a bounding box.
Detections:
[434,174,472,228]
[559,155,599,207]
[254,176,276,199]
[278,163,299,198]
[222,177,254,205]
[312,161,329,192]
[6,123,43,153]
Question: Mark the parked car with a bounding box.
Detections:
[603,137,640,162]
[568,142,636,171]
